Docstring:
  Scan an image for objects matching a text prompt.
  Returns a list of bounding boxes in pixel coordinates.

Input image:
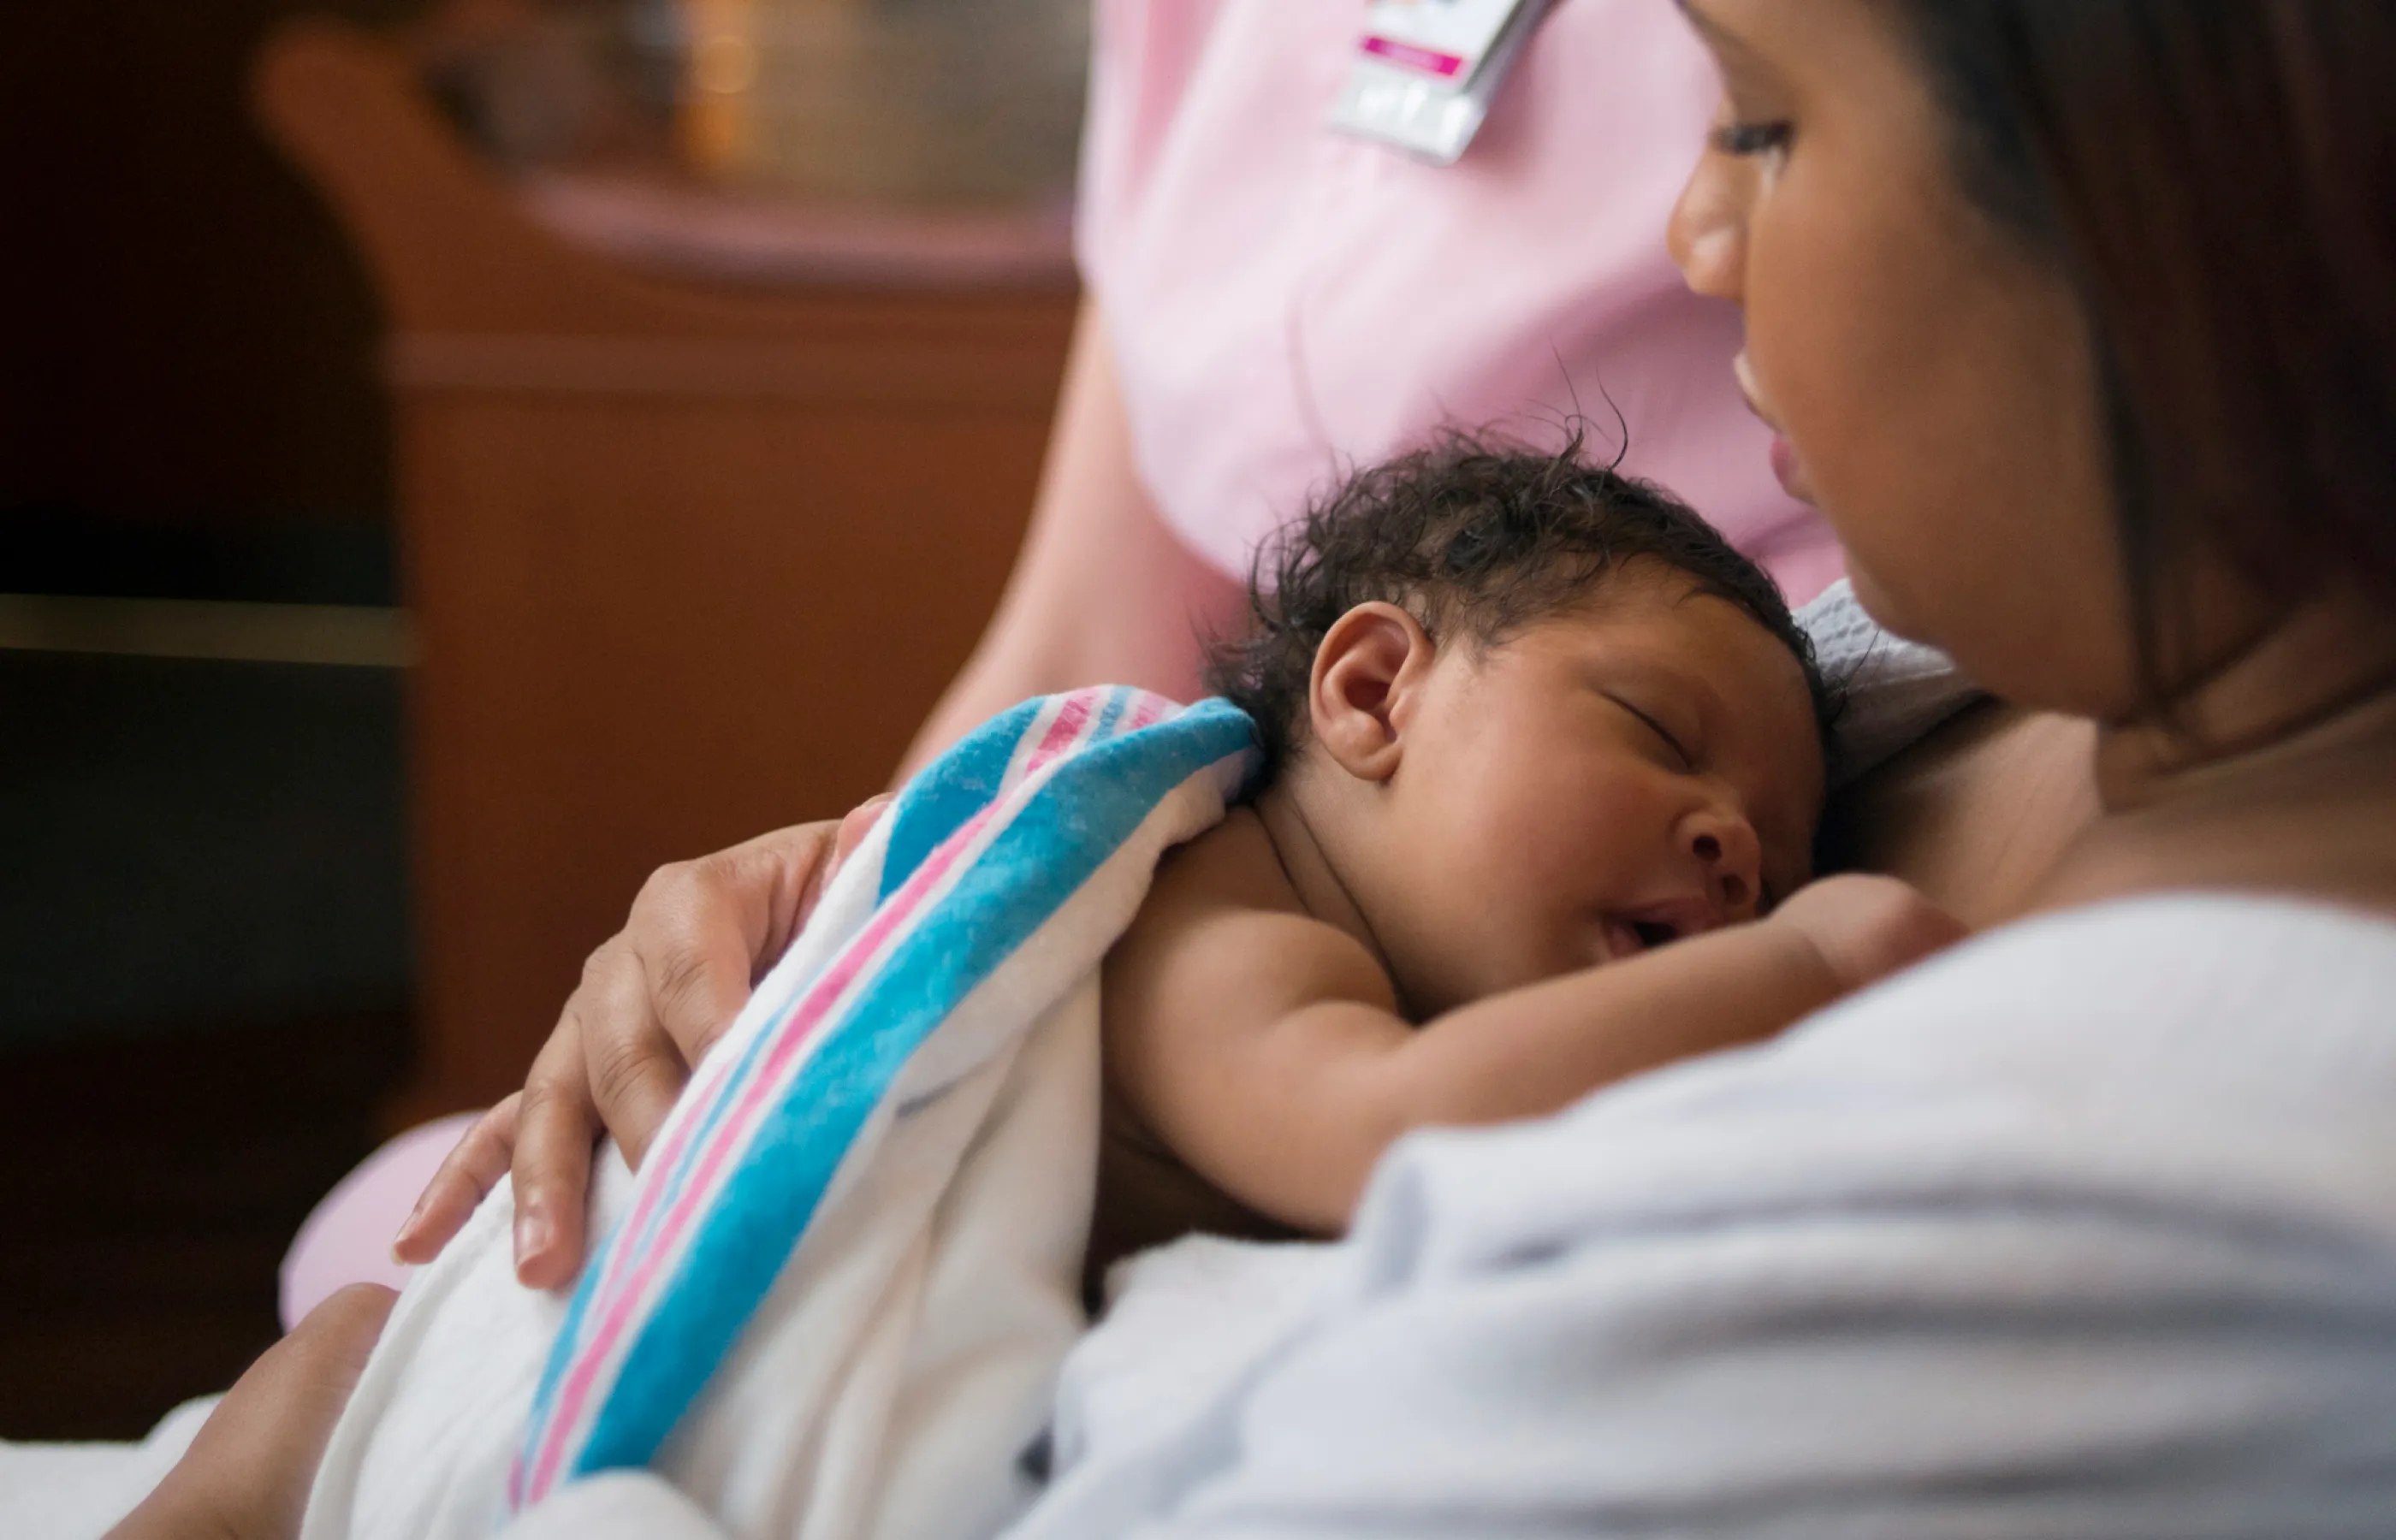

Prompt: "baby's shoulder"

[1107,806,1393,1027]
[1138,805,1308,921]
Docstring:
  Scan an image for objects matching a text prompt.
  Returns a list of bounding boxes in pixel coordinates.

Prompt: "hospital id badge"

[1327,0,1557,164]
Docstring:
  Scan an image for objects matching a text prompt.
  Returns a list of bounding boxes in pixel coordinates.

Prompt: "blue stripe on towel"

[566,694,1254,1482]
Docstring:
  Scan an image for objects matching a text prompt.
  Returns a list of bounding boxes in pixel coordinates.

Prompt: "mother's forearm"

[106,1286,395,1540]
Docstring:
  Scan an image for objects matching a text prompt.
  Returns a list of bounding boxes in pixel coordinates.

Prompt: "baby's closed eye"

[1606,693,1699,769]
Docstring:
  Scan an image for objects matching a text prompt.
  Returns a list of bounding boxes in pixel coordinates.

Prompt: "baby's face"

[1362,568,1824,1018]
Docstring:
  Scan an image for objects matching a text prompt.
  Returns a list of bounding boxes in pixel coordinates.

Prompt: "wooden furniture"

[252,21,1077,1119]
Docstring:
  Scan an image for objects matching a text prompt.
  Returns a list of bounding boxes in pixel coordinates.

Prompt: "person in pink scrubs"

[1077,0,1834,601]
[283,0,1838,1322]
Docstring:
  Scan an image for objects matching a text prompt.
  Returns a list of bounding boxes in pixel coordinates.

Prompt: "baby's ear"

[1308,602,1436,784]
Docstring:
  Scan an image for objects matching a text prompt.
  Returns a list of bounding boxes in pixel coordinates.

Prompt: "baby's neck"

[1249,773,1406,992]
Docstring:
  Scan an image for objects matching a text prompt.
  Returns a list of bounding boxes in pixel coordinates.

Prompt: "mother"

[124,0,2396,1533]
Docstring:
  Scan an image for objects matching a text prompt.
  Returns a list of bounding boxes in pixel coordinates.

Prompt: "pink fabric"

[1078,0,1841,602]
[279,1111,477,1332]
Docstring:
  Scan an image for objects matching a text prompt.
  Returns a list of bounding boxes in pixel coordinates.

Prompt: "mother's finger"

[578,938,690,1171]
[618,816,885,1089]
[638,819,849,1055]
[624,854,762,1105]
[389,1094,520,1265]
[828,796,892,886]
[505,812,885,1288]
[508,1000,616,1290]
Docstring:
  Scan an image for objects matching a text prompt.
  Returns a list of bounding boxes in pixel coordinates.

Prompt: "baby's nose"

[1686,811,1763,921]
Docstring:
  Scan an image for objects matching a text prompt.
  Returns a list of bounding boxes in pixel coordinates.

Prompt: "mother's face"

[1669,0,2134,718]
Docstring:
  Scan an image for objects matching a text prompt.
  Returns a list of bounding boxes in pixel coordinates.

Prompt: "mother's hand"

[394,801,889,1287]
[107,1284,396,1540]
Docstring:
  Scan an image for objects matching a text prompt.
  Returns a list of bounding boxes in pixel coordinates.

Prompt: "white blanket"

[0,1399,216,1540]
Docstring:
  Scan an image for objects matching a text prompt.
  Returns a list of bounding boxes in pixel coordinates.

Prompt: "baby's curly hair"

[1204,430,1834,783]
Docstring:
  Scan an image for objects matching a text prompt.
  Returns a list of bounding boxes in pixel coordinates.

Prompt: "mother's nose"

[1682,806,1763,921]
[1669,137,1750,302]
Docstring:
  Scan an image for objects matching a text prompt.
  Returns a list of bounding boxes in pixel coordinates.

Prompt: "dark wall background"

[0,1,436,1440]
[1,0,418,601]
[0,0,434,1044]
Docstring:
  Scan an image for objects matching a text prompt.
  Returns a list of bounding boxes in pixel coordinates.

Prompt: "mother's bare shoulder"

[1828,703,2101,928]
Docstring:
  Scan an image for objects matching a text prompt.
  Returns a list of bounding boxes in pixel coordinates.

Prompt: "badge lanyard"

[1328,0,1559,164]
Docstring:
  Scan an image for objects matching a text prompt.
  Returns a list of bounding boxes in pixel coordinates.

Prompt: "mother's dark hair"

[1886,3,2396,696]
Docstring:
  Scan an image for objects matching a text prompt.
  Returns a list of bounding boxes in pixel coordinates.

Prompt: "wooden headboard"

[253,21,1078,1119]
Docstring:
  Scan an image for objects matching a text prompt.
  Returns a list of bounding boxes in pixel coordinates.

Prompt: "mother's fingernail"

[515,1209,554,1266]
[394,1190,430,1240]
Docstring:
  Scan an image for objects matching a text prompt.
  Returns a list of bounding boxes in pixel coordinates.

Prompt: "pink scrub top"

[1077,0,1841,603]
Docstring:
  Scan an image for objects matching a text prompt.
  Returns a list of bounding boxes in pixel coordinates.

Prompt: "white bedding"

[0,1397,216,1540]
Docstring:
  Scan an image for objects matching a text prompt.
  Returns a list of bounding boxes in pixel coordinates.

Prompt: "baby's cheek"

[1416,863,1555,1010]
[1407,769,1621,996]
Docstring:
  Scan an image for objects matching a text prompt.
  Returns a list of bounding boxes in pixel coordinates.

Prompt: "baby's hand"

[1768,874,1967,996]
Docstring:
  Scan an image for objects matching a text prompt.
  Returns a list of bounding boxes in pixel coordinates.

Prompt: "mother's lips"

[1769,434,1813,502]
[1733,352,1817,505]
[1732,352,1777,430]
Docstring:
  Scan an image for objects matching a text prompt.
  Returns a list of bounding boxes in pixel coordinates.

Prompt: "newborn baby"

[1087,437,1960,1280]
[290,437,1965,1540]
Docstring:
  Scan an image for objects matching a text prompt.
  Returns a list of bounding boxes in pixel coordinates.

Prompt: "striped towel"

[300,689,1254,1540]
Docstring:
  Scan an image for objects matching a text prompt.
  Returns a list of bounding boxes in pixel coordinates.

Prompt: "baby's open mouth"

[1601,915,1682,961]
[1602,895,1729,962]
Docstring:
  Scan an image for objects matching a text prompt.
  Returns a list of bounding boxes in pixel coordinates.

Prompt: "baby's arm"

[1104,845,1961,1235]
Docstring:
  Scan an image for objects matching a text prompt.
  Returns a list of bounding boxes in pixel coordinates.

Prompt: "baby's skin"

[1088,563,1962,1280]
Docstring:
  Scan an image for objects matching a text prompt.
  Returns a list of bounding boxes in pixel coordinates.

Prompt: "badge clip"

[1328,0,1557,165]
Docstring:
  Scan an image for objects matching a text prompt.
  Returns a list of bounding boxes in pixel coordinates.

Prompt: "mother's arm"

[394,297,1249,1283]
[106,1287,395,1540]
[102,1286,734,1540]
